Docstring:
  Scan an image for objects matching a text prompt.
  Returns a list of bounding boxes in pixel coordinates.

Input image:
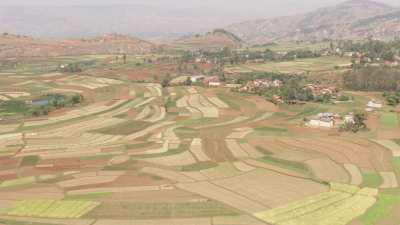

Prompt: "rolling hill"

[226,0,400,43]
[0,33,156,57]
[172,29,244,50]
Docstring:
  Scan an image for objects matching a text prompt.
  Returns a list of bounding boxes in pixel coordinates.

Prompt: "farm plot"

[57,75,123,90]
[176,181,268,214]
[140,150,197,166]
[225,139,263,158]
[266,137,392,172]
[143,83,162,97]
[370,139,400,157]
[23,100,128,127]
[379,112,399,129]
[242,56,350,74]
[212,169,327,209]
[343,164,363,186]
[189,138,210,162]
[0,92,31,99]
[305,158,349,183]
[254,183,377,225]
[0,133,23,148]
[187,94,219,118]
[6,200,99,218]
[208,97,229,109]
[379,172,399,188]
[57,171,125,188]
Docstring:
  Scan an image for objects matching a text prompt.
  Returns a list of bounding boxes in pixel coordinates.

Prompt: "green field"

[6,200,99,218]
[380,112,399,129]
[258,155,311,176]
[361,172,383,188]
[0,176,36,188]
[85,201,238,219]
[226,56,350,74]
[360,189,400,225]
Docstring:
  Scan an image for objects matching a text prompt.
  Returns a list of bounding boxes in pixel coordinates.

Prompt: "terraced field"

[0,67,399,225]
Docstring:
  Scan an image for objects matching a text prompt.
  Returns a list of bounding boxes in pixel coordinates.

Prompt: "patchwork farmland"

[0,56,399,225]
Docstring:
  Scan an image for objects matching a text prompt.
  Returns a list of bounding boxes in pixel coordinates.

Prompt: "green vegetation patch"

[180,161,218,172]
[360,190,400,225]
[361,172,383,188]
[0,176,36,188]
[258,155,311,176]
[65,192,112,200]
[380,112,399,129]
[85,201,238,219]
[174,127,199,138]
[6,200,99,218]
[0,219,56,225]
[216,93,241,110]
[392,157,400,176]
[20,155,40,167]
[253,126,289,136]
[94,120,151,135]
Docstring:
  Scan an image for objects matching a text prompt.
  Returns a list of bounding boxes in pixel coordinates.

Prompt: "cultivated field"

[0,52,399,225]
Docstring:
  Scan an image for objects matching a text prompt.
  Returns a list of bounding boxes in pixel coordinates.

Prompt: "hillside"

[0,33,156,57]
[226,0,400,43]
[172,29,244,50]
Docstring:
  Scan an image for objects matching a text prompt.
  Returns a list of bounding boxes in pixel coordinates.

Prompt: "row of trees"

[0,94,84,118]
[336,40,400,61]
[343,67,400,91]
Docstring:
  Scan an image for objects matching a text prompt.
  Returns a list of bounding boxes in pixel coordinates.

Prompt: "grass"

[392,157,400,176]
[174,127,199,138]
[359,189,400,225]
[20,155,40,167]
[241,56,350,74]
[216,92,242,110]
[380,112,399,129]
[180,161,218,172]
[133,144,190,159]
[361,172,383,188]
[253,126,289,136]
[85,201,238,219]
[0,219,55,225]
[94,120,151,135]
[6,200,99,218]
[65,192,112,200]
[104,159,138,171]
[258,155,311,176]
[0,176,36,188]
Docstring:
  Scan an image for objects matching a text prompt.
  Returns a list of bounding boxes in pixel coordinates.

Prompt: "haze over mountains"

[0,0,400,46]
[227,0,400,43]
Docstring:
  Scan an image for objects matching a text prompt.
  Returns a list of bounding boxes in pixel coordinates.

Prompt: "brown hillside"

[0,33,156,58]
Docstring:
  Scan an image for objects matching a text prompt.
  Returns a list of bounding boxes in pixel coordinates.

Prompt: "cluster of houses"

[189,75,223,87]
[238,79,283,93]
[305,84,338,98]
[305,112,355,129]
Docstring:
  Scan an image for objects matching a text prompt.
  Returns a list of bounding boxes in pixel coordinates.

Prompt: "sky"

[1,0,399,18]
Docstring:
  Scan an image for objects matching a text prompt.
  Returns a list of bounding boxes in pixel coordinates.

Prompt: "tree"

[122,54,127,64]
[184,77,192,86]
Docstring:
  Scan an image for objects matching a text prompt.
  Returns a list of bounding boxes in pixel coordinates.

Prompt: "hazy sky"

[1,0,399,18]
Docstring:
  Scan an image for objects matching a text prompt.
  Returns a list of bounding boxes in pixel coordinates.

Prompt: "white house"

[190,75,206,83]
[306,117,334,128]
[366,100,383,112]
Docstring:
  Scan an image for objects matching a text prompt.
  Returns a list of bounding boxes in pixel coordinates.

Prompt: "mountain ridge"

[226,0,400,43]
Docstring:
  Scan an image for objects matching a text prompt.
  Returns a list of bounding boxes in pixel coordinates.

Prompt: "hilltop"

[0,33,156,57]
[172,29,244,50]
[226,0,400,43]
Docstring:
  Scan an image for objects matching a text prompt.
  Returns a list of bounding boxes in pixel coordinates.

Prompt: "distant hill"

[226,0,400,43]
[0,33,156,58]
[172,29,244,50]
